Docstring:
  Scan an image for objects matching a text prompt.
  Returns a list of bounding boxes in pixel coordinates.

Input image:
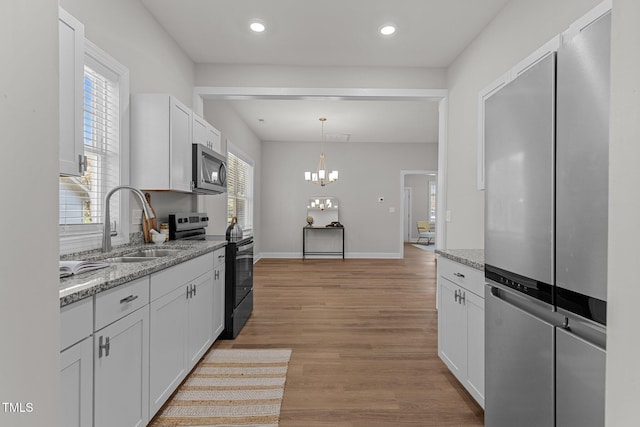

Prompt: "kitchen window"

[227,143,254,234]
[59,40,130,253]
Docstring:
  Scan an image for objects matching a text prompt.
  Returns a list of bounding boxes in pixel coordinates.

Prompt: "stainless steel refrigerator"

[484,10,610,427]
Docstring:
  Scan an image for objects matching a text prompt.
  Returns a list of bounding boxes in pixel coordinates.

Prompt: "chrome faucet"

[102,186,155,253]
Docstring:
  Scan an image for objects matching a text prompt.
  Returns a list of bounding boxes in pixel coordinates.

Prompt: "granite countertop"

[60,239,227,307]
[435,249,484,271]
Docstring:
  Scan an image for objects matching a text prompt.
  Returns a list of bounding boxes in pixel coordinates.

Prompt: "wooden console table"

[302,226,345,259]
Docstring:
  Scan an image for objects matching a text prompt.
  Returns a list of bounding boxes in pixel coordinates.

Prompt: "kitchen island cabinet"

[436,251,485,408]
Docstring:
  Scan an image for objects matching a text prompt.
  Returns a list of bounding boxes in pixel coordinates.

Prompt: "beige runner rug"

[150,349,292,427]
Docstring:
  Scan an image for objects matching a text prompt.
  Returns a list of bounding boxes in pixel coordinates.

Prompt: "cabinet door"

[438,278,466,381]
[170,98,192,192]
[207,123,221,153]
[149,285,189,415]
[192,114,209,147]
[213,259,226,339]
[94,306,149,427]
[465,290,485,408]
[60,337,93,427]
[187,270,214,368]
[58,8,84,176]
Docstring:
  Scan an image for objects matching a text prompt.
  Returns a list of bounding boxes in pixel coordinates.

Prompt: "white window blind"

[60,63,120,228]
[227,150,254,232]
[59,39,129,253]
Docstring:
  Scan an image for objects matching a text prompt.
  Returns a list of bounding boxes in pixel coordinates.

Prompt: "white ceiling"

[141,0,509,143]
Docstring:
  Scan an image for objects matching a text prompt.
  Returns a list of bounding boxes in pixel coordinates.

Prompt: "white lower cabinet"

[213,247,226,339]
[149,252,215,416]
[439,278,467,379]
[187,270,215,366]
[437,257,485,408]
[60,337,93,427]
[149,284,189,414]
[60,249,224,426]
[60,298,93,427]
[94,305,149,427]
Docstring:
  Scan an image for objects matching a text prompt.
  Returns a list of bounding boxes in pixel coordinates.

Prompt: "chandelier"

[304,117,339,186]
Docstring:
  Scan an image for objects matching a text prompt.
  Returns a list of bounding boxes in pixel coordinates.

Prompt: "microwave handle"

[219,162,227,186]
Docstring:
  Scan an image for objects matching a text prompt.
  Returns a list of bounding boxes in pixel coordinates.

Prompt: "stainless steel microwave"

[192,143,227,194]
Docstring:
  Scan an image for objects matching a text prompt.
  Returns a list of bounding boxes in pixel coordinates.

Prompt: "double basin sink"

[103,248,182,263]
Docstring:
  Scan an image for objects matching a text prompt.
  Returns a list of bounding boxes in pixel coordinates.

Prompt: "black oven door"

[234,239,254,306]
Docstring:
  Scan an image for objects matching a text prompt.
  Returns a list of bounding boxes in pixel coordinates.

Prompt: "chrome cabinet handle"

[454,272,465,278]
[454,289,459,303]
[186,285,192,299]
[192,284,197,296]
[99,336,110,358]
[119,295,138,304]
[78,154,88,174]
[460,291,466,305]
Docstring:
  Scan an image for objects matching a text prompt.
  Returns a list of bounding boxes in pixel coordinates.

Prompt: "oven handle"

[236,241,254,253]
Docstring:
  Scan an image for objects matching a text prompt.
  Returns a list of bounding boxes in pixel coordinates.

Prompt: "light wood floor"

[212,244,484,426]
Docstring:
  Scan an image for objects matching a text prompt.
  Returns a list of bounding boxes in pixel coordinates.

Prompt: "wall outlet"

[132,209,143,225]
[378,197,384,203]
[445,210,452,222]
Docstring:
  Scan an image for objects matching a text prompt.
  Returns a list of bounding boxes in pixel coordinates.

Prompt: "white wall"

[606,0,640,423]
[0,2,60,425]
[60,0,195,106]
[260,141,438,257]
[198,100,263,254]
[444,0,601,248]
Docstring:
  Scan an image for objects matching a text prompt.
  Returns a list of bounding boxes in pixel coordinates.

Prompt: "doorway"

[401,170,438,255]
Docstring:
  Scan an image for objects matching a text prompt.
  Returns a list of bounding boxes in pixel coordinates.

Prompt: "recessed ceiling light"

[249,20,265,33]
[379,24,396,36]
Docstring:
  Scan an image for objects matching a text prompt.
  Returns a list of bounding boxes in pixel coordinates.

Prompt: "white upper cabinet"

[193,113,222,153]
[131,94,193,192]
[58,8,85,177]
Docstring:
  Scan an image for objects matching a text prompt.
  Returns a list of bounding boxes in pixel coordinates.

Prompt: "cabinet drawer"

[438,257,485,297]
[150,252,214,301]
[95,277,150,331]
[61,298,93,351]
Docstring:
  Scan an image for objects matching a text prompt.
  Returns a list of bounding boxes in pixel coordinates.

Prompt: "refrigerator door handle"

[488,283,561,326]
